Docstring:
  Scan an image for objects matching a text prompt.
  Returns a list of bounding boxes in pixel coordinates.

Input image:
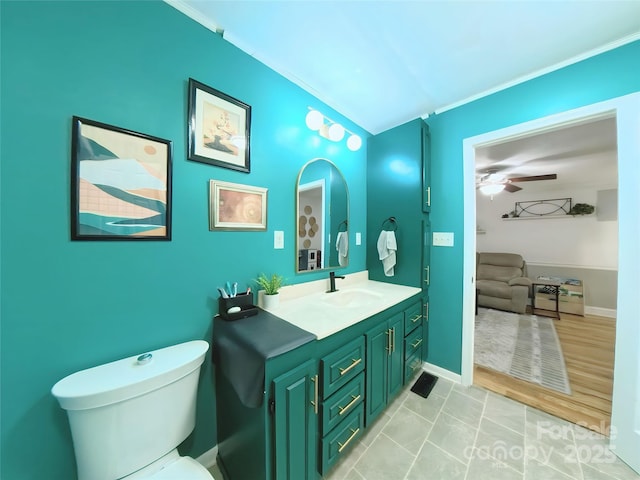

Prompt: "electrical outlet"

[274,230,284,249]
[356,232,362,245]
[433,232,454,247]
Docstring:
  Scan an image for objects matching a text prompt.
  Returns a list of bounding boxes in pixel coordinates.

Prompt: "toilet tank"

[52,340,209,480]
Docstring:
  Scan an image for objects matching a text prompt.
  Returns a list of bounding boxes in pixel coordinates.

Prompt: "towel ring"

[382,217,398,231]
[338,220,348,232]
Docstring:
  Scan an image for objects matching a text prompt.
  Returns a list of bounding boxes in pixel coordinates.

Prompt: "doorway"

[460,93,640,472]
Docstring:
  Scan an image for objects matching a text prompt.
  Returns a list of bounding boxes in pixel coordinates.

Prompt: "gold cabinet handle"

[411,338,423,349]
[339,357,362,376]
[338,428,360,452]
[386,328,392,354]
[392,327,396,352]
[411,314,422,323]
[424,265,430,285]
[424,302,429,322]
[338,394,361,416]
[310,375,318,415]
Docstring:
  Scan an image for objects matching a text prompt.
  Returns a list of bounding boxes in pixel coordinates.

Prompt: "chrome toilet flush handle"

[137,353,153,365]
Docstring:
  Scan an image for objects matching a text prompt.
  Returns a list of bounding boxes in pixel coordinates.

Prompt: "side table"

[531,280,561,319]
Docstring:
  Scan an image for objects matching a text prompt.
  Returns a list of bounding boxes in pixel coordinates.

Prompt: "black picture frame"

[70,116,172,240]
[187,78,251,173]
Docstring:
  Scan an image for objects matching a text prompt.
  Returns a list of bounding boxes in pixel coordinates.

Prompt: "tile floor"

[208,376,639,480]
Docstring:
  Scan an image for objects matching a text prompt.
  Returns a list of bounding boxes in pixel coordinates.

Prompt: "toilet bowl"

[52,340,213,480]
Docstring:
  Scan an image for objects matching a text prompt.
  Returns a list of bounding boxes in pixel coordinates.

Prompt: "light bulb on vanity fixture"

[305,107,361,151]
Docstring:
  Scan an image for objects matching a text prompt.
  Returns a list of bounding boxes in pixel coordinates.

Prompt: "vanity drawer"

[404,324,424,360]
[403,301,423,334]
[321,336,365,398]
[405,350,423,383]
[320,372,365,435]
[320,403,364,475]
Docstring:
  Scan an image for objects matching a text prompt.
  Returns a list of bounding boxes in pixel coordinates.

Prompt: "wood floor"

[474,309,616,436]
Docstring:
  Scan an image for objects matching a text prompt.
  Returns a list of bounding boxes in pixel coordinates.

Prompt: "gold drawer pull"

[310,375,318,415]
[338,394,361,415]
[411,314,422,323]
[338,427,360,452]
[411,338,423,349]
[339,357,362,376]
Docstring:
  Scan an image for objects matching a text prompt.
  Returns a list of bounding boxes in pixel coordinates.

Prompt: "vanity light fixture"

[305,107,362,151]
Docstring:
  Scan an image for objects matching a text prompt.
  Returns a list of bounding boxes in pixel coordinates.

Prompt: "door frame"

[460,92,640,471]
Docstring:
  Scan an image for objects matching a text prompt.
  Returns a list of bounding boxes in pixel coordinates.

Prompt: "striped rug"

[474,307,571,395]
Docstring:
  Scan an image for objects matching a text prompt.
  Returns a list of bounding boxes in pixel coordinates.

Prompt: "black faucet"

[328,271,345,293]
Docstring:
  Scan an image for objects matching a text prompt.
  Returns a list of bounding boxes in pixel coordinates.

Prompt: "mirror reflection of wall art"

[188,78,251,173]
[209,180,267,231]
[70,116,172,240]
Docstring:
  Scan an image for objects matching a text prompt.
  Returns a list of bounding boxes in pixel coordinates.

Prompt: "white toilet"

[52,340,213,480]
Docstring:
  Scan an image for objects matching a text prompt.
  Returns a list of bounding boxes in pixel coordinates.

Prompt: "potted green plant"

[255,273,285,309]
[568,203,595,216]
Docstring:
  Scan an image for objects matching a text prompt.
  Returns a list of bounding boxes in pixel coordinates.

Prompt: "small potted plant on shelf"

[568,203,595,216]
[255,273,285,309]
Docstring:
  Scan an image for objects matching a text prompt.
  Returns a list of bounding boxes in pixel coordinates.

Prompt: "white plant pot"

[262,292,280,309]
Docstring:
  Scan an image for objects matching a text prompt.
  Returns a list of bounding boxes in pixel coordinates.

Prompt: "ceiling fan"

[477,170,557,195]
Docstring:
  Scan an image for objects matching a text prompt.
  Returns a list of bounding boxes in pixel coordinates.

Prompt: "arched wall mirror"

[296,158,349,272]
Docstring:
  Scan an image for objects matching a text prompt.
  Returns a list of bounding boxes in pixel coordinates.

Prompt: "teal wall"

[425,40,640,373]
[0,2,367,478]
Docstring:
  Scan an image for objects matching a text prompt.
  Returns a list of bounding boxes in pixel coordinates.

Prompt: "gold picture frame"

[209,180,267,231]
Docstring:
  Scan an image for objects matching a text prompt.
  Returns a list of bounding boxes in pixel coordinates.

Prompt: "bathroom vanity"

[212,277,426,480]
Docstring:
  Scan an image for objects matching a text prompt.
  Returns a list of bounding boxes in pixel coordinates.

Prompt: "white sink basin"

[320,288,384,308]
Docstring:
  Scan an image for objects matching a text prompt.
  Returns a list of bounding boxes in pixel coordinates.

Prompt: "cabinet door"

[273,360,317,480]
[365,321,389,425]
[387,313,404,399]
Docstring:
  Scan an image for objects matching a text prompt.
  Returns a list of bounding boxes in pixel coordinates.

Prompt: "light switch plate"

[274,230,284,249]
[356,232,362,245]
[433,232,454,247]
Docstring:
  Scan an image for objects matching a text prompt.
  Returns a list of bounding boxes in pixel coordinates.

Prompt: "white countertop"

[261,272,421,339]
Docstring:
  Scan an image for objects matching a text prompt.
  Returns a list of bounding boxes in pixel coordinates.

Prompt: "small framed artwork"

[71,116,172,240]
[188,78,251,173]
[209,180,267,231]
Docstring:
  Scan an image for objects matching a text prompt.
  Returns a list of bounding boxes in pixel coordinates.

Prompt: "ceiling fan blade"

[509,174,557,182]
[504,183,522,193]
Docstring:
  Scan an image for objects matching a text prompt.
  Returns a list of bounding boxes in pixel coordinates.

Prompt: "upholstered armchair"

[476,252,532,314]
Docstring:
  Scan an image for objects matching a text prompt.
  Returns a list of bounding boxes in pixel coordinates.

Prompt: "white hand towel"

[336,231,348,266]
[377,230,397,277]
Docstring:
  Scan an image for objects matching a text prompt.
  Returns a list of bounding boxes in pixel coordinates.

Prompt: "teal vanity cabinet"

[317,336,366,475]
[403,299,428,383]
[213,311,317,480]
[365,311,404,425]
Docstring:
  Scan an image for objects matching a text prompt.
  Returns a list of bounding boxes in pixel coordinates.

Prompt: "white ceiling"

[170,1,630,188]
[171,0,640,135]
[475,115,618,193]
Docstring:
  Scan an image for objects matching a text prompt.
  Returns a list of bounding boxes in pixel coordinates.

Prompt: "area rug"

[475,307,571,395]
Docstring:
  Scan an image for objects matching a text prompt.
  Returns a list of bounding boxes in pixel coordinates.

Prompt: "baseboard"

[421,362,462,384]
[196,445,218,469]
[585,305,617,318]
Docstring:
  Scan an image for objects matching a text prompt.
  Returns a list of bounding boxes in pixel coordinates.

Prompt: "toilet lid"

[147,457,213,480]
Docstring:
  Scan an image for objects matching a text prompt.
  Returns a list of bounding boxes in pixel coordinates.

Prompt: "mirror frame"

[295,158,349,273]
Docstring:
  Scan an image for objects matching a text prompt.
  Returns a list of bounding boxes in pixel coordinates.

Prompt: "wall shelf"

[502,214,594,221]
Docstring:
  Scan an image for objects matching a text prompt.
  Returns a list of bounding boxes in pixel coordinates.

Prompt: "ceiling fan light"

[479,183,505,195]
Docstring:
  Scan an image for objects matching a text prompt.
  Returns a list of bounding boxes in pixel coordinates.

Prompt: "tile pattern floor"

[208,377,639,480]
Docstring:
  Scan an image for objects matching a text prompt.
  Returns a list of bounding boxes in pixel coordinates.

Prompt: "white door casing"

[461,92,640,473]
